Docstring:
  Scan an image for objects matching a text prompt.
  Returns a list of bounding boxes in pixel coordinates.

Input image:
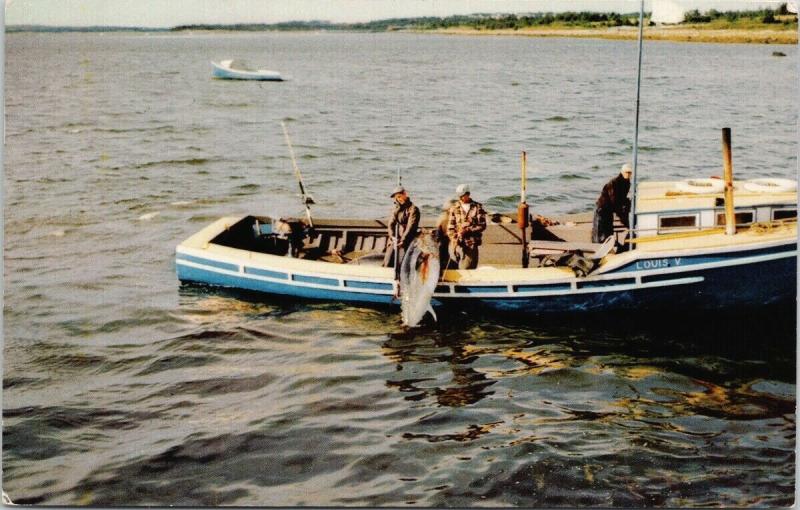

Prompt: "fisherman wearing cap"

[592,163,633,244]
[384,186,421,280]
[447,184,487,270]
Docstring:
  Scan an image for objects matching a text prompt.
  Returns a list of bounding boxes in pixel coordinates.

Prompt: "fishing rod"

[628,0,645,249]
[281,121,315,228]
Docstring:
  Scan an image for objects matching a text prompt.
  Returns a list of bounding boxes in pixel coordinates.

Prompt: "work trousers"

[591,207,614,244]
[439,238,452,271]
[450,243,479,270]
[384,243,407,281]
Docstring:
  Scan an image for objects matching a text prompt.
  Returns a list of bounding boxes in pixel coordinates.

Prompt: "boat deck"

[208,213,618,269]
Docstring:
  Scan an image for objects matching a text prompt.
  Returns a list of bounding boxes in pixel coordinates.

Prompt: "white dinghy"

[211,60,284,81]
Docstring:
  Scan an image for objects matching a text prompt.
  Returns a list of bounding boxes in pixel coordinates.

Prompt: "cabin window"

[715,211,754,226]
[658,214,698,232]
[772,208,797,221]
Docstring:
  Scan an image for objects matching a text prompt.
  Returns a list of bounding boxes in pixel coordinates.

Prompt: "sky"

[4,0,784,27]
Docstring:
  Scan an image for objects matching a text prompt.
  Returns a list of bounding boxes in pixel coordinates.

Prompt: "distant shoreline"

[7,25,797,45]
[426,26,798,44]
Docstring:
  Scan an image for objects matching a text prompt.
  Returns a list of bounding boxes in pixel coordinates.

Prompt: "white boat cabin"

[635,179,797,236]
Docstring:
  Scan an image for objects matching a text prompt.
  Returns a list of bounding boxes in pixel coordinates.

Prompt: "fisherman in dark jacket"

[384,186,421,281]
[592,163,633,244]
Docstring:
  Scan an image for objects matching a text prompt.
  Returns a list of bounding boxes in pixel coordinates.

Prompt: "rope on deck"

[748,218,797,234]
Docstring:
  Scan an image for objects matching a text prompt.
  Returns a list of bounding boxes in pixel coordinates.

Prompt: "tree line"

[8,5,796,33]
[171,5,797,32]
[683,4,796,24]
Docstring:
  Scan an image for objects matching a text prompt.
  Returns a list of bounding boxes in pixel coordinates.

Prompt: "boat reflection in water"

[384,330,496,409]
[379,307,795,415]
[174,283,794,506]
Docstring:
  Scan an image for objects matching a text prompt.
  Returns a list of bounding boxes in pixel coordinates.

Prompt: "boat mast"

[629,0,645,248]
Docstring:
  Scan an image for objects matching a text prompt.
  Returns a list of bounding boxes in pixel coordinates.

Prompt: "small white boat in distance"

[211,59,283,81]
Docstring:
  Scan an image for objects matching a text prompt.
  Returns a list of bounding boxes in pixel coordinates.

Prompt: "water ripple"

[2,32,795,507]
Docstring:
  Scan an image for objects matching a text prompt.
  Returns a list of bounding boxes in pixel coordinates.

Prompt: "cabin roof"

[636,180,796,214]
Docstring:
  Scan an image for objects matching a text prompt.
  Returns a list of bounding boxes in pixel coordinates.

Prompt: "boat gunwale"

[176,215,797,292]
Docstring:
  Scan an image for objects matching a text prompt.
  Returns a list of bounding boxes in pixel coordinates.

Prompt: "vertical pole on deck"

[519,151,530,268]
[628,0,645,249]
[722,127,736,236]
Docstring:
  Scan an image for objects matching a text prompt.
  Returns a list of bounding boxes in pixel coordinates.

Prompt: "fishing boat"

[175,173,797,313]
[182,4,796,316]
[211,60,284,81]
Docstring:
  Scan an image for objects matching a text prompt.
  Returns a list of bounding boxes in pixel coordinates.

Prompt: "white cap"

[390,185,405,197]
[621,163,633,175]
[456,183,470,196]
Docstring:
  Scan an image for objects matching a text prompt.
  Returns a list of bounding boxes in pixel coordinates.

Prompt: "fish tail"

[427,305,437,322]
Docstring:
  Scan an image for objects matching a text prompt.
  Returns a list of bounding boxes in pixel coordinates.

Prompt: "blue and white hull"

[466,248,795,313]
[176,215,797,314]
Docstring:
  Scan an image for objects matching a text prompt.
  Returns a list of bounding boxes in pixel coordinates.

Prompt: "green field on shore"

[7,5,797,34]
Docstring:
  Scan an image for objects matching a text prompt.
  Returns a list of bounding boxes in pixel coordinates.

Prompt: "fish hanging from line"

[399,231,441,327]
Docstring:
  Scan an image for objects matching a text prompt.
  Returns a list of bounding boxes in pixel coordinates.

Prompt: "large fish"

[399,232,441,327]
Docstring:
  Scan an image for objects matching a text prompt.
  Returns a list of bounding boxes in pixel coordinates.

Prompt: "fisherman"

[592,163,632,244]
[384,185,421,281]
[447,184,487,270]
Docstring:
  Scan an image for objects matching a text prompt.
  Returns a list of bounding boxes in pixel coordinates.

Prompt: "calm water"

[3,32,797,506]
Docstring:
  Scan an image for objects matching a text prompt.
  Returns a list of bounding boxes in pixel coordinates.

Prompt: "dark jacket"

[596,173,631,227]
[388,200,420,249]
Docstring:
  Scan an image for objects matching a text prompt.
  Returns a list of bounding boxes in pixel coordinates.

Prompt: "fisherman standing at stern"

[447,184,487,270]
[384,186,421,279]
[592,163,633,244]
